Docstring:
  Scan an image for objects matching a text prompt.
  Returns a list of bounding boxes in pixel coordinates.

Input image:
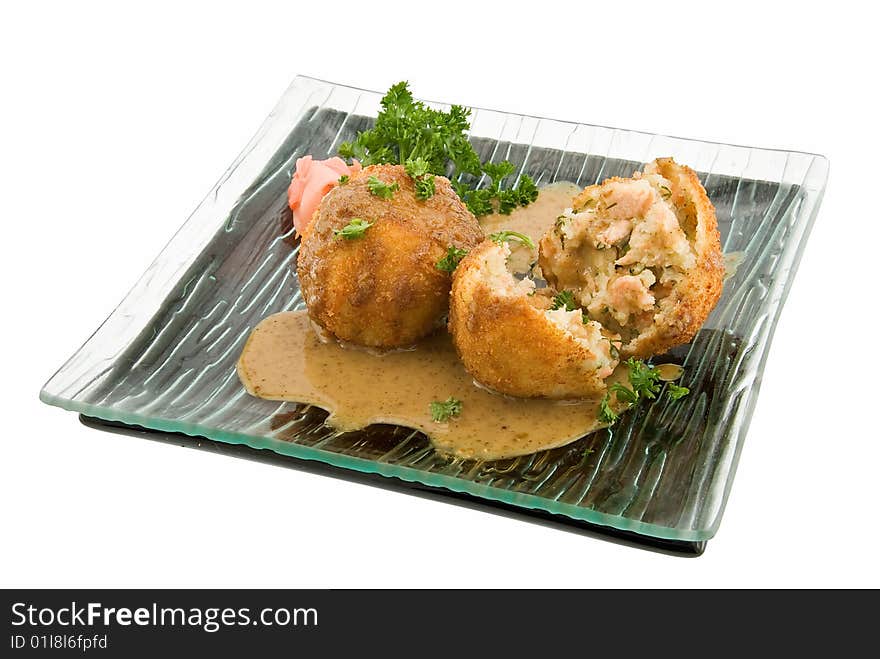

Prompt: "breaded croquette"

[297,164,483,348]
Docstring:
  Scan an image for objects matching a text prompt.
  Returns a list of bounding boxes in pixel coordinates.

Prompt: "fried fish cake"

[297,164,483,348]
[448,240,620,399]
[539,158,723,358]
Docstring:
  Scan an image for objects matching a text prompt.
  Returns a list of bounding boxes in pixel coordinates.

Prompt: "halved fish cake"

[539,158,723,358]
[448,239,620,399]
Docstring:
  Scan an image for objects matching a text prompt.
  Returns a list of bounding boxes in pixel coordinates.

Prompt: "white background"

[2,1,878,588]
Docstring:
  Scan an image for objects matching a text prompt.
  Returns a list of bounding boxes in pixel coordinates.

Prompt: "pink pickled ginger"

[287,156,361,237]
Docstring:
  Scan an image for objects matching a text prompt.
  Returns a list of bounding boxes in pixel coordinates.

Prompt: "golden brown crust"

[297,164,483,348]
[449,241,610,399]
[624,158,724,357]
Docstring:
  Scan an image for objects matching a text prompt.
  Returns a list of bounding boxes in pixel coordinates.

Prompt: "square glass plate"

[41,76,828,549]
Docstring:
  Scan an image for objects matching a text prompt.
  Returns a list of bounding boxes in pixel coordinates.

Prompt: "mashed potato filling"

[477,242,619,380]
[479,243,536,297]
[543,308,617,379]
[548,172,698,335]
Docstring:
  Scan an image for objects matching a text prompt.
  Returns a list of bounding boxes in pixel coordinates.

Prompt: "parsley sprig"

[598,359,689,426]
[339,82,538,217]
[625,358,662,400]
[454,162,538,217]
[340,82,481,179]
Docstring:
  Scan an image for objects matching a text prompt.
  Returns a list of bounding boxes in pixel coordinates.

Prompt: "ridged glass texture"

[41,76,828,541]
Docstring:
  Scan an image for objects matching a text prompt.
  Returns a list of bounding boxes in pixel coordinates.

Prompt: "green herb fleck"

[460,188,494,217]
[596,359,662,427]
[338,174,349,185]
[367,176,399,199]
[608,382,638,405]
[598,393,619,425]
[405,157,437,200]
[436,246,468,273]
[430,397,462,423]
[414,174,436,200]
[489,230,535,249]
[596,359,690,430]
[666,383,690,401]
[334,218,373,240]
[550,290,578,312]
[555,216,568,249]
[660,185,672,200]
[404,157,431,178]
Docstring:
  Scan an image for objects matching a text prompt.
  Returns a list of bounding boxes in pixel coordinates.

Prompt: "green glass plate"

[40,76,828,549]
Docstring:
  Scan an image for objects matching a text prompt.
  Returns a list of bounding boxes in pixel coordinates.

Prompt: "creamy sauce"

[479,181,581,274]
[654,363,684,381]
[238,311,627,461]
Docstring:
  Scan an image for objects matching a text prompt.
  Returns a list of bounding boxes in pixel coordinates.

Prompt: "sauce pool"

[237,311,625,460]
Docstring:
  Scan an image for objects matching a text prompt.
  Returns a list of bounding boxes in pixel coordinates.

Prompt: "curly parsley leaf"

[430,397,462,423]
[666,383,690,401]
[414,175,436,200]
[550,290,578,312]
[476,163,539,216]
[514,175,539,205]
[404,157,437,200]
[339,82,481,178]
[333,218,373,240]
[367,176,399,200]
[482,160,515,184]
[626,357,662,400]
[598,393,619,425]
[337,82,539,218]
[404,157,431,178]
[459,188,494,217]
[608,381,638,405]
[597,359,688,428]
[436,246,468,273]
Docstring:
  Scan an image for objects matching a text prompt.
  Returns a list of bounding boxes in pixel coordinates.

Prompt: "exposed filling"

[547,171,697,342]
[486,243,620,378]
